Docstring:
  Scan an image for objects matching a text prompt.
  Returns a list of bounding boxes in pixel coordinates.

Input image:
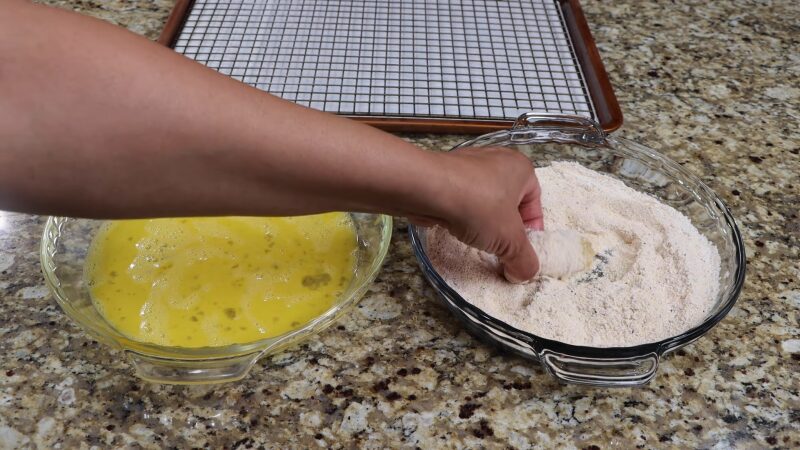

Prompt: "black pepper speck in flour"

[427,161,721,347]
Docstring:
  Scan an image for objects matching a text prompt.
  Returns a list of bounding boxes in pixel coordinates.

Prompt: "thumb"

[500,226,539,284]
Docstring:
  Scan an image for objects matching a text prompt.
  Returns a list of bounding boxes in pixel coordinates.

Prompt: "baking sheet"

[162,0,622,132]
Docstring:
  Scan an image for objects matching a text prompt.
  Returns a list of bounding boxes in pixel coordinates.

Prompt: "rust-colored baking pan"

[159,0,621,134]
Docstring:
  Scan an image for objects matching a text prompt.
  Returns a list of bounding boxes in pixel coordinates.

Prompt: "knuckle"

[494,237,518,259]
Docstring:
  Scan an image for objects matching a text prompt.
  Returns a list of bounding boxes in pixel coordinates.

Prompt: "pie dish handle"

[538,349,660,387]
[509,112,609,147]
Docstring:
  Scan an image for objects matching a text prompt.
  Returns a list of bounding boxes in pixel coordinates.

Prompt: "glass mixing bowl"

[41,213,391,384]
[410,113,746,387]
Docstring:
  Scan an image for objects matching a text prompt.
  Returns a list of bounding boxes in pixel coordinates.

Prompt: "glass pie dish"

[409,113,746,387]
[41,213,391,384]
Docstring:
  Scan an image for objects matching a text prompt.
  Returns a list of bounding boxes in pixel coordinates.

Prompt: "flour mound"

[427,161,721,347]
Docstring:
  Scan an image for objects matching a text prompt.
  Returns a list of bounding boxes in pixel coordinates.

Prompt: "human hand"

[410,147,543,283]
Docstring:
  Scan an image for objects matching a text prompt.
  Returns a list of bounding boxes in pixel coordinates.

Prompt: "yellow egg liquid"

[85,214,358,347]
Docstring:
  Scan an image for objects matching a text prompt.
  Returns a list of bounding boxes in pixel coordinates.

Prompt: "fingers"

[499,224,540,283]
[519,194,544,231]
[519,168,544,231]
[506,165,543,281]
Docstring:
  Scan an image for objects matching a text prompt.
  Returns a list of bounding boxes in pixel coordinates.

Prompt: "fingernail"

[503,269,529,285]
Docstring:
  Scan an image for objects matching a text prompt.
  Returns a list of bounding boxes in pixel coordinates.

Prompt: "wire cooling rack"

[161,0,621,133]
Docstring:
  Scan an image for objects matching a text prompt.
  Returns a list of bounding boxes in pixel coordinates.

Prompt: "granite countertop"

[1,0,798,448]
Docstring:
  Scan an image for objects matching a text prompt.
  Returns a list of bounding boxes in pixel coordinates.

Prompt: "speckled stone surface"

[1,0,798,448]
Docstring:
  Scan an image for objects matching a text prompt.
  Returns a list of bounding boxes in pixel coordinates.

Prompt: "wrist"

[361,144,454,221]
[403,150,461,223]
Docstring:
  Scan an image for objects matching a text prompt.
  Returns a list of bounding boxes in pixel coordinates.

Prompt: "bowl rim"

[41,214,393,359]
[409,131,746,359]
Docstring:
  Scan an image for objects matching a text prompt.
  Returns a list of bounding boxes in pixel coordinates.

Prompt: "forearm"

[0,1,447,219]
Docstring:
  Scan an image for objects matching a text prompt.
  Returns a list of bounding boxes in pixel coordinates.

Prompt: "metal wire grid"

[173,0,596,121]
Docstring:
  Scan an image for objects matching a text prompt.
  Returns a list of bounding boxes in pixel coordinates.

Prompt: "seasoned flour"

[427,161,721,347]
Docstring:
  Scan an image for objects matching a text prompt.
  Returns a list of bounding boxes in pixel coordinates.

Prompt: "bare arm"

[0,1,542,281]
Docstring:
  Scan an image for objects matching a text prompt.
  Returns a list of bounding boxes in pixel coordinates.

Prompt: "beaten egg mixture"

[85,214,358,347]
